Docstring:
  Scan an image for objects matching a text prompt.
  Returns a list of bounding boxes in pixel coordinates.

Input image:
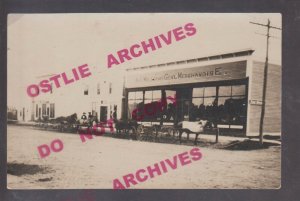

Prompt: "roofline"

[126,49,255,72]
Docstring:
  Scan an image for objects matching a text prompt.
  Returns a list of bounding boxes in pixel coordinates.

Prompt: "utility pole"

[250,19,281,146]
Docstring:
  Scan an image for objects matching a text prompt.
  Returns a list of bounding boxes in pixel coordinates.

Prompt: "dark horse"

[48,113,78,132]
[115,119,138,134]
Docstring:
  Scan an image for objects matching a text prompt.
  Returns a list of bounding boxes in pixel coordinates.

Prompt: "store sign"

[249,99,263,106]
[125,61,247,88]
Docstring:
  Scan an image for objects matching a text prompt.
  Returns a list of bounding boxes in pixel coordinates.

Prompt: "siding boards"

[248,61,281,134]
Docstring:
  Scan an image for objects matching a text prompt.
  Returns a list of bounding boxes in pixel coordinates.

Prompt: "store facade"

[124,50,281,136]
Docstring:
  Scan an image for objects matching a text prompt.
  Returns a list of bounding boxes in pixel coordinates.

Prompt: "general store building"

[124,49,281,137]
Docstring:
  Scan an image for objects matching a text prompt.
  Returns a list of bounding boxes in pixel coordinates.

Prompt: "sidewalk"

[181,132,281,145]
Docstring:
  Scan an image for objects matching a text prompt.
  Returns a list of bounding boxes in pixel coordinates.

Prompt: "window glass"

[232,85,246,96]
[128,100,137,118]
[193,88,204,97]
[190,98,204,121]
[152,90,161,100]
[109,83,112,94]
[144,91,152,100]
[136,91,143,100]
[36,104,38,117]
[50,103,55,118]
[218,97,228,106]
[166,90,176,98]
[204,87,216,97]
[204,97,215,106]
[42,104,46,115]
[144,99,152,104]
[128,92,135,100]
[84,86,88,95]
[219,86,231,96]
[192,98,203,106]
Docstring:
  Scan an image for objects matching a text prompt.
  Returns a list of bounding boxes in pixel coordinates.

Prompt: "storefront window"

[153,90,161,100]
[232,85,246,96]
[204,87,216,97]
[127,84,246,126]
[192,88,204,97]
[191,85,246,126]
[219,86,231,96]
[191,87,217,121]
[144,91,152,104]
[128,91,143,119]
[128,90,165,121]
[218,85,246,125]
[144,90,162,121]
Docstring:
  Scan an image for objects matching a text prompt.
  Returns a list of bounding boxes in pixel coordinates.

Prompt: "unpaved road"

[7,125,280,189]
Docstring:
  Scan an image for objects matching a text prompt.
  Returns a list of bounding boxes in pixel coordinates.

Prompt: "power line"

[250,19,281,146]
[250,21,282,30]
[254,32,280,39]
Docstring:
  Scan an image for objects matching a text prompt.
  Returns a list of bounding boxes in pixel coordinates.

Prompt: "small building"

[123,49,281,136]
[30,69,124,123]
[7,106,18,121]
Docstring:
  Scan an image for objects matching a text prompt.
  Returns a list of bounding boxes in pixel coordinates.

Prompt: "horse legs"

[194,134,199,145]
[179,130,183,144]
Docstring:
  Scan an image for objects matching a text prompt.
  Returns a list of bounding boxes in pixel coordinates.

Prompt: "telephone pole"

[250,19,281,146]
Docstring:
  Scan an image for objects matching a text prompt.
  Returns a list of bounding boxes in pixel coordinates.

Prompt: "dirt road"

[7,125,280,189]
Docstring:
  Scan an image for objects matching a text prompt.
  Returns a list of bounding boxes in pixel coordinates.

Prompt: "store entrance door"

[100,106,108,122]
[175,88,192,122]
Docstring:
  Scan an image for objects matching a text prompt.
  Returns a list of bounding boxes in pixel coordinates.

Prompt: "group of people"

[188,98,247,125]
[80,107,117,126]
[80,112,98,126]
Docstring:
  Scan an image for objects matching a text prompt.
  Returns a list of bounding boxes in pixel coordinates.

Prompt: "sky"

[7,13,281,109]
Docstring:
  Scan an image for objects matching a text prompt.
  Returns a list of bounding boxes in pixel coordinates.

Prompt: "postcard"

[7,13,281,189]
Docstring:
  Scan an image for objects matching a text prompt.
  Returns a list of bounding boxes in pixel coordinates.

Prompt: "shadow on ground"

[222,140,280,150]
[7,162,52,176]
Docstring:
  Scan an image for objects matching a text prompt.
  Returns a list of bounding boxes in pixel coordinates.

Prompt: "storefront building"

[124,49,281,137]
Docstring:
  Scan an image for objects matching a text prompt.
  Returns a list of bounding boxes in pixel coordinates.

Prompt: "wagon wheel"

[171,128,181,142]
[144,125,159,142]
[60,125,64,132]
[151,125,160,142]
[128,126,137,139]
[167,127,175,137]
[136,125,144,141]
[143,126,152,141]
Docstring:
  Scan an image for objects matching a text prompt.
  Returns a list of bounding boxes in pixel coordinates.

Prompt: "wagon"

[134,120,215,145]
[135,123,179,142]
[115,119,138,137]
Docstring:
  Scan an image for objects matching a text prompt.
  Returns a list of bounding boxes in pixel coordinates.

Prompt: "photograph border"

[1,0,299,200]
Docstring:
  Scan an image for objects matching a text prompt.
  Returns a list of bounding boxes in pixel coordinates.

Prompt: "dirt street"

[7,125,281,189]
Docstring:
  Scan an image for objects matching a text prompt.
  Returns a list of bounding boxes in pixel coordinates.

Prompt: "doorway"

[100,106,108,122]
[22,107,25,121]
